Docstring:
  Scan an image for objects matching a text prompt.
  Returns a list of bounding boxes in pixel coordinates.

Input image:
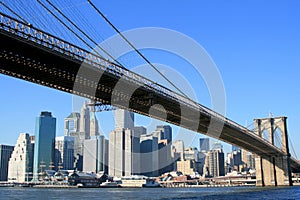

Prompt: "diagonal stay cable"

[36,0,108,62]
[0,1,29,24]
[45,0,125,68]
[88,0,190,99]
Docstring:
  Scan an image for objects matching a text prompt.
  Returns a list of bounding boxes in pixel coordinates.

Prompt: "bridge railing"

[0,12,270,142]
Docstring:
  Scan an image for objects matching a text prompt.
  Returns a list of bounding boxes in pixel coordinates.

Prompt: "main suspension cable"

[87,0,190,99]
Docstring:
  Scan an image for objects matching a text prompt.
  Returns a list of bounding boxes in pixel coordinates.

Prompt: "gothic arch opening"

[273,127,283,149]
[262,129,270,143]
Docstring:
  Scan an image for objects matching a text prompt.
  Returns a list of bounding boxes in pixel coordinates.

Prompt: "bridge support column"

[254,117,292,187]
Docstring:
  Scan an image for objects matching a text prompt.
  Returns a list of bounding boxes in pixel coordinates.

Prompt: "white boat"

[120,176,147,188]
[100,181,119,188]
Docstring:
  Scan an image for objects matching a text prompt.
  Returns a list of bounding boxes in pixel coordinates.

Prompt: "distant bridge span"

[0,13,299,179]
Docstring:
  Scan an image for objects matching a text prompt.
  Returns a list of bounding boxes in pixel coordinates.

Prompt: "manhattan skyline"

[0,0,299,158]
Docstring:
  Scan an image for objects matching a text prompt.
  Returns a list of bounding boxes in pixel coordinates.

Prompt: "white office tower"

[109,128,140,177]
[8,133,34,182]
[80,101,90,139]
[114,109,134,130]
[64,112,80,136]
[172,140,185,161]
[83,135,108,173]
[90,111,99,137]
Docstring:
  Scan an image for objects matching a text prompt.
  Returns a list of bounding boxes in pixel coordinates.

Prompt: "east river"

[0,186,300,199]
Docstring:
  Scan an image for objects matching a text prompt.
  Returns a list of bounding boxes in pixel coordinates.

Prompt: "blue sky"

[0,0,299,157]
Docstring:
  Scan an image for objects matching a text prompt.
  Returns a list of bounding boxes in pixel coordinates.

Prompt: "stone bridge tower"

[254,116,292,186]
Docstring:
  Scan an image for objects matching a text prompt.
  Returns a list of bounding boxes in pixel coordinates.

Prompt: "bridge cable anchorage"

[44,0,125,68]
[87,0,191,100]
[0,1,29,24]
[36,0,109,62]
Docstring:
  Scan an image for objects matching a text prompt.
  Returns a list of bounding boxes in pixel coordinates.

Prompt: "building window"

[68,120,75,132]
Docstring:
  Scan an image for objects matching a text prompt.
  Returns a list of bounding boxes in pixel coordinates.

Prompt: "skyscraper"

[83,135,108,173]
[33,112,56,180]
[199,138,210,152]
[172,140,185,161]
[0,144,14,181]
[89,111,99,137]
[64,101,95,171]
[140,134,159,177]
[109,128,140,177]
[152,125,172,143]
[232,145,240,152]
[64,112,80,136]
[64,112,81,170]
[55,136,75,170]
[114,109,134,130]
[80,101,90,139]
[205,148,225,177]
[8,133,34,182]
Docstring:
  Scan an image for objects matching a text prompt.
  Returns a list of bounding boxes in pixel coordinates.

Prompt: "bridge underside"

[1,30,300,174]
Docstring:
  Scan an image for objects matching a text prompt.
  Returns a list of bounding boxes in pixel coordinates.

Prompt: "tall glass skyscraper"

[0,144,14,181]
[33,111,56,180]
[200,138,210,152]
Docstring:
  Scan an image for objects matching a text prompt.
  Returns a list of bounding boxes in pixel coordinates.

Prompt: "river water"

[0,186,299,200]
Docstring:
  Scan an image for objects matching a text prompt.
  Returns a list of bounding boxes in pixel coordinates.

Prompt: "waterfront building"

[140,134,159,177]
[199,138,210,152]
[68,171,99,187]
[205,148,225,177]
[108,128,140,177]
[176,147,205,176]
[8,133,34,182]
[176,160,195,175]
[83,135,108,173]
[0,144,14,181]
[55,136,75,170]
[241,149,254,169]
[33,111,56,180]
